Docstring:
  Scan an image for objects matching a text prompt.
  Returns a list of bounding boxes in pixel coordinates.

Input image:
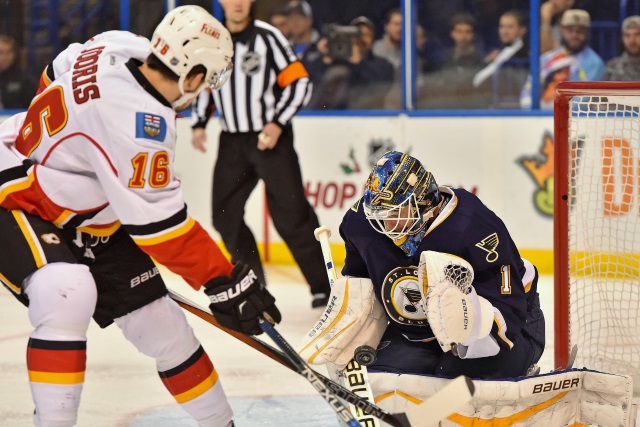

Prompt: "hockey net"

[555,82,640,389]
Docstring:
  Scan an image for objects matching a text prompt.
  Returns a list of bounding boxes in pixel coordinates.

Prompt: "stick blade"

[403,375,474,427]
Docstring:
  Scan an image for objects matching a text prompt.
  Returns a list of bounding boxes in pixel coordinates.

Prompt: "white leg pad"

[368,369,636,427]
[115,295,233,426]
[25,263,97,340]
[115,295,200,370]
[296,277,387,367]
[24,263,97,427]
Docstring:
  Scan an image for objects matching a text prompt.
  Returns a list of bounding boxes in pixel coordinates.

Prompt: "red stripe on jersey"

[37,71,50,95]
[27,347,87,374]
[0,167,111,226]
[40,132,118,176]
[138,221,232,289]
[160,351,215,396]
[1,172,66,220]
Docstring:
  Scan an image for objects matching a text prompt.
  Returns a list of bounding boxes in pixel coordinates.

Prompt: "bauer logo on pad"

[135,113,166,142]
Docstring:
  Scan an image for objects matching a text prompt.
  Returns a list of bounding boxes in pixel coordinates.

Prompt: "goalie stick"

[314,226,380,426]
[168,289,475,427]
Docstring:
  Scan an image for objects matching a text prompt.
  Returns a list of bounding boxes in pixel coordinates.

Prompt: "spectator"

[416,24,437,73]
[540,0,576,53]
[520,9,605,109]
[539,54,574,108]
[473,10,529,108]
[286,0,320,60]
[419,12,486,109]
[440,13,485,72]
[603,15,640,81]
[372,8,402,72]
[483,10,528,64]
[305,16,394,109]
[0,35,37,109]
[191,0,331,309]
[269,7,291,39]
[372,8,402,108]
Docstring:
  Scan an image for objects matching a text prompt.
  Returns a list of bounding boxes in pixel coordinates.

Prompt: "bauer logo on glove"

[204,262,281,336]
[207,269,258,303]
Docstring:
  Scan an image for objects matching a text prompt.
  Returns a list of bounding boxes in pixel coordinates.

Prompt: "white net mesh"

[443,262,473,294]
[566,95,640,385]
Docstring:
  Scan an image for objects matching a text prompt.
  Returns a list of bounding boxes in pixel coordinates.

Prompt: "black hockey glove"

[204,262,281,335]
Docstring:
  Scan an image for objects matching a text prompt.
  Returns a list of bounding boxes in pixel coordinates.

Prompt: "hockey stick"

[259,316,477,427]
[314,226,380,426]
[168,289,291,368]
[169,288,475,427]
[259,316,363,427]
[169,289,405,425]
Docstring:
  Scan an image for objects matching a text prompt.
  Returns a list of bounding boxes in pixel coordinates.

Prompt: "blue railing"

[28,0,112,74]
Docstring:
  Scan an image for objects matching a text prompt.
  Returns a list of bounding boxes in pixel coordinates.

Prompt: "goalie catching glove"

[419,251,494,355]
[204,262,281,335]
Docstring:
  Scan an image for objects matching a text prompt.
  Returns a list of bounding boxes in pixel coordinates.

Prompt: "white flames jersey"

[0,31,232,289]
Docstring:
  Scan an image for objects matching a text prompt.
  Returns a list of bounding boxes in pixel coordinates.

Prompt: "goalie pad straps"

[419,251,493,352]
[367,369,636,427]
[296,277,387,367]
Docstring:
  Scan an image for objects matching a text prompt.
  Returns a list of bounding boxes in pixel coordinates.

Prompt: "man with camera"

[303,16,394,109]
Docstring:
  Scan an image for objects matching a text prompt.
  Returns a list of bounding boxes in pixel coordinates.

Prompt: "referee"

[191,0,330,308]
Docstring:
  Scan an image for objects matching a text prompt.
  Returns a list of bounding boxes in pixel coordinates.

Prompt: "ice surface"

[0,265,557,426]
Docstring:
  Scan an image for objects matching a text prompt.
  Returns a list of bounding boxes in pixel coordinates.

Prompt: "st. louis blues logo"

[381,266,428,326]
[135,112,167,142]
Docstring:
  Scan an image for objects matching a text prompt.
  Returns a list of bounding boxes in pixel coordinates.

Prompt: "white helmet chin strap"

[171,75,207,110]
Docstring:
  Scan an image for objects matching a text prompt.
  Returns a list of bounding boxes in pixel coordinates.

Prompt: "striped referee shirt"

[192,19,312,133]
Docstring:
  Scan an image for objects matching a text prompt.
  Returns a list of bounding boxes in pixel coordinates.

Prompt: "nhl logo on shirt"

[241,51,261,75]
[135,112,167,142]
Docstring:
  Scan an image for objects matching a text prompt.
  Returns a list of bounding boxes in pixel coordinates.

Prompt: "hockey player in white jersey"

[0,6,281,427]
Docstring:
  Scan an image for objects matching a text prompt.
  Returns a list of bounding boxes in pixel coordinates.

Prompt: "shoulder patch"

[351,199,361,212]
[475,232,500,262]
[135,113,166,142]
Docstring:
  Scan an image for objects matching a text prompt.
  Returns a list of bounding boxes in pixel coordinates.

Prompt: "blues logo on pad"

[136,112,166,142]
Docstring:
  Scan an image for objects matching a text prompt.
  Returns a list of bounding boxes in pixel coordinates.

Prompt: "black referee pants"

[211,125,330,296]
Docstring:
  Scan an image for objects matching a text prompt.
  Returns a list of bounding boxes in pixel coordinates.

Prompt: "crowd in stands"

[269,0,640,110]
[0,35,37,110]
[3,0,640,111]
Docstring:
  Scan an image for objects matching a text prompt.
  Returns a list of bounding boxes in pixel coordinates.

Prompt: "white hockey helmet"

[151,5,233,92]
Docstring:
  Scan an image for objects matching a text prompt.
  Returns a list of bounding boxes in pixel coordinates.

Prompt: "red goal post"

[554,82,640,385]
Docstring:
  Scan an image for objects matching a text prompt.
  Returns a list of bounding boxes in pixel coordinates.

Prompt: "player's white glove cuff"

[460,287,494,346]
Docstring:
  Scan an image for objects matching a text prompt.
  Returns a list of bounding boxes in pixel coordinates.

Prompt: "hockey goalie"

[297,151,636,426]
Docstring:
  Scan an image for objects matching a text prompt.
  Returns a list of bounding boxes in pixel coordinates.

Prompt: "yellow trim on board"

[258,244,556,276]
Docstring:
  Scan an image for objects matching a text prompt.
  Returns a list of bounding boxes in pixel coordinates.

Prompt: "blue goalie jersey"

[339,186,538,351]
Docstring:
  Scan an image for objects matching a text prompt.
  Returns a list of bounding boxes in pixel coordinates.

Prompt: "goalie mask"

[363,151,441,257]
[151,5,234,107]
